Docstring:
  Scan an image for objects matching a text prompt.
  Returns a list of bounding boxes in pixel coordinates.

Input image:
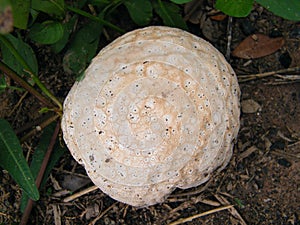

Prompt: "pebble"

[241,99,262,113]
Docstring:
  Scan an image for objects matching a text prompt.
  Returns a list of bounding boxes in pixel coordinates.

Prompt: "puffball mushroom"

[61,26,240,207]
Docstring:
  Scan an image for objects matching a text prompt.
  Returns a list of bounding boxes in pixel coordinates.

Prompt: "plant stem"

[0,35,31,72]
[20,121,61,225]
[0,35,63,111]
[20,114,60,142]
[26,69,63,112]
[0,61,56,110]
[67,5,125,34]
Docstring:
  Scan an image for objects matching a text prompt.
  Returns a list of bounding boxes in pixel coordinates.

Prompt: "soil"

[0,2,299,225]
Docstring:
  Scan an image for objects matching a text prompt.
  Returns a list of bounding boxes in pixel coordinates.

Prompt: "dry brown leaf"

[210,14,227,21]
[232,34,284,59]
[0,5,13,34]
[183,0,204,24]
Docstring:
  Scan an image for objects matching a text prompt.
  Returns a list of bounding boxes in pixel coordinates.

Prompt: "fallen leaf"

[184,0,204,24]
[232,34,284,59]
[210,13,227,21]
[241,99,261,113]
[61,174,91,192]
[0,5,13,34]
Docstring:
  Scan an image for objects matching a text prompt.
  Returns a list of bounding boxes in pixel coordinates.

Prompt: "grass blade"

[0,118,39,201]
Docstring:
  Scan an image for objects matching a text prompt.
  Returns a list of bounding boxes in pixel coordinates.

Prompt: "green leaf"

[0,118,39,201]
[170,0,193,4]
[256,0,300,21]
[20,124,66,212]
[153,1,188,30]
[0,34,38,76]
[88,0,110,7]
[28,21,64,44]
[31,0,65,18]
[63,20,103,77]
[124,0,153,26]
[10,0,30,29]
[0,74,23,92]
[215,0,254,17]
[51,16,78,53]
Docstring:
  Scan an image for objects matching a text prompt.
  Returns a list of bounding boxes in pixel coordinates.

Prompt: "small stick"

[225,16,233,61]
[0,60,56,109]
[238,67,300,82]
[168,205,233,225]
[20,114,60,142]
[88,202,117,225]
[63,185,98,202]
[8,91,28,117]
[20,120,61,225]
[214,194,247,225]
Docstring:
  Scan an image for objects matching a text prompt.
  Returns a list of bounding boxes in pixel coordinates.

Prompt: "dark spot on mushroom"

[89,155,94,162]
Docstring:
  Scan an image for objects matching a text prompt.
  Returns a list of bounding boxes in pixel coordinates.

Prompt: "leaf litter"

[232,34,285,59]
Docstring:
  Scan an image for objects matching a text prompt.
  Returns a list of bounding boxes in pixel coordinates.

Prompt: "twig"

[0,61,55,109]
[238,67,300,82]
[20,120,61,225]
[88,202,117,225]
[15,112,57,135]
[170,178,213,198]
[63,185,98,202]
[168,205,233,225]
[271,149,300,160]
[52,204,62,225]
[0,36,62,111]
[20,114,60,142]
[8,91,28,117]
[214,194,247,225]
[67,6,125,34]
[226,16,233,61]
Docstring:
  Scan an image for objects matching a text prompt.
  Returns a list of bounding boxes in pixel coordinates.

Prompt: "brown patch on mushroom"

[61,26,240,207]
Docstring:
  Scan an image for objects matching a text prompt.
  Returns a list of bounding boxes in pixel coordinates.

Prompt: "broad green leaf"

[28,21,64,44]
[31,0,65,18]
[10,0,30,29]
[256,0,300,21]
[0,118,39,201]
[215,0,254,17]
[28,8,40,27]
[63,20,102,78]
[153,1,188,30]
[0,34,38,76]
[0,0,10,9]
[170,0,193,3]
[20,124,66,212]
[51,16,78,53]
[124,0,153,26]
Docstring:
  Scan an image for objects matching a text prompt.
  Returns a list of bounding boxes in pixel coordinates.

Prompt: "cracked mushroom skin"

[61,26,240,207]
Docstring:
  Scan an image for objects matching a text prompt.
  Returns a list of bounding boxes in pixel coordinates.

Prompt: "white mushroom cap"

[61,26,240,207]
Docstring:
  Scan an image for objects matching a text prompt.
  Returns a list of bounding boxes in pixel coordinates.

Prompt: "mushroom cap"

[61,26,240,207]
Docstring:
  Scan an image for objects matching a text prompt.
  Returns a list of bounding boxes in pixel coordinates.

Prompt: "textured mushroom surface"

[61,26,240,207]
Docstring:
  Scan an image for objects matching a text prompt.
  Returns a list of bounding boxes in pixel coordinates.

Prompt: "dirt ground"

[0,2,299,225]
